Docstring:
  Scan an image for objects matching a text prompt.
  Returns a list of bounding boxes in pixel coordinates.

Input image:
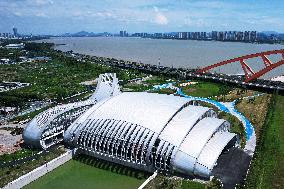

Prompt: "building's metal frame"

[23,73,238,178]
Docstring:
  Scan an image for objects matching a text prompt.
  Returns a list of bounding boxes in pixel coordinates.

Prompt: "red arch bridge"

[197,49,284,83]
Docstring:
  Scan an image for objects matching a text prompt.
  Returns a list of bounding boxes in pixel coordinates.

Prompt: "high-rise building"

[217,32,222,41]
[250,31,257,42]
[236,32,244,41]
[211,31,218,40]
[13,27,18,37]
[244,31,250,41]
[200,32,207,39]
[178,32,187,39]
[119,30,128,37]
[154,33,163,38]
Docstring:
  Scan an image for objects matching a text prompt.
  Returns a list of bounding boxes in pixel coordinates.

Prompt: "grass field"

[0,46,145,107]
[180,82,230,98]
[244,95,284,189]
[24,160,146,189]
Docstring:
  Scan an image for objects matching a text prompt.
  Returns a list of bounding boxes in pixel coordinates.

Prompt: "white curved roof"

[61,89,237,178]
[83,92,190,133]
[64,98,111,138]
[194,131,236,177]
[35,99,96,127]
[24,73,239,178]
[179,118,228,159]
[159,106,210,146]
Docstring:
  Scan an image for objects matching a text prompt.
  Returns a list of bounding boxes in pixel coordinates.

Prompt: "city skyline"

[0,0,284,35]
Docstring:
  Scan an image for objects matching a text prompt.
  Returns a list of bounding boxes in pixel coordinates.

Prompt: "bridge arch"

[197,49,284,82]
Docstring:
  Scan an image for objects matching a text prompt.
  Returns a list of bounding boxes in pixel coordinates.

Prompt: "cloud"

[13,12,23,17]
[72,10,117,20]
[155,13,168,25]
[184,16,207,27]
[35,12,48,18]
[1,0,284,34]
[32,0,54,6]
[153,6,168,25]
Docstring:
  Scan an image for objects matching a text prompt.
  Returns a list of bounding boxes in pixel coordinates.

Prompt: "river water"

[41,37,284,79]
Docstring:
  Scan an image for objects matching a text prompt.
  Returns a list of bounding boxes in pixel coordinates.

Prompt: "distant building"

[5,43,25,49]
[178,32,188,39]
[0,58,12,64]
[154,33,163,38]
[13,27,18,37]
[244,31,250,41]
[124,31,127,37]
[30,56,51,62]
[236,32,244,41]
[118,30,261,43]
[119,30,128,37]
[250,31,257,42]
[211,31,218,40]
[0,107,17,116]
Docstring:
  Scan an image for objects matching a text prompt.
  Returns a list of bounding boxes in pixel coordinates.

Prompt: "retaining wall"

[2,149,74,189]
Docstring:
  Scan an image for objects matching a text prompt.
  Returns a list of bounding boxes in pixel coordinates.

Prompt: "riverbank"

[39,37,284,79]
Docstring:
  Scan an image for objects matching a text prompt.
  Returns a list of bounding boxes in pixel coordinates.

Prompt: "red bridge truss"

[197,49,284,82]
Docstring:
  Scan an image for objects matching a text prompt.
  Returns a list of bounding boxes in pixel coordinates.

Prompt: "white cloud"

[35,12,48,17]
[13,11,23,17]
[184,16,207,27]
[155,13,168,25]
[153,6,168,25]
[72,10,117,20]
[32,0,53,6]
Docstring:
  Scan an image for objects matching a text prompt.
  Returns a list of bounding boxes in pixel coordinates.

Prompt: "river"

[40,37,284,79]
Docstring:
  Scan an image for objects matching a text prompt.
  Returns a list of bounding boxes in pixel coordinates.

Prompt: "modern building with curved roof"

[23,73,238,178]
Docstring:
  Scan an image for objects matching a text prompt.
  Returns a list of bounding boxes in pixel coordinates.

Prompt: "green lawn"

[181,180,206,189]
[0,44,146,107]
[244,95,284,189]
[180,82,230,98]
[24,160,146,189]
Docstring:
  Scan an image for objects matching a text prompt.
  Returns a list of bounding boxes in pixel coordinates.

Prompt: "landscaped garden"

[0,147,65,188]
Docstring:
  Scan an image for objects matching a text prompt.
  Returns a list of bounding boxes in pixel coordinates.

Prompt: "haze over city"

[1,0,284,34]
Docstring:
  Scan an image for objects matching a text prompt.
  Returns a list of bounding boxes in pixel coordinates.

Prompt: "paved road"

[212,147,251,189]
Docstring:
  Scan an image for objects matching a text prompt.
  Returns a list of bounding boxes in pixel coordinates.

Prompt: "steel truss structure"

[23,73,121,149]
[24,73,238,178]
[64,92,237,178]
[197,49,284,82]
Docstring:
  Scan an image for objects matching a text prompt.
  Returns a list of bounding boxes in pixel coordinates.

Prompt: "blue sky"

[0,0,284,35]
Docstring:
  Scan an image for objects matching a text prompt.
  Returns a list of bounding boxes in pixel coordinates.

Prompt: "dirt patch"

[236,94,271,140]
[0,129,22,155]
[218,89,256,102]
